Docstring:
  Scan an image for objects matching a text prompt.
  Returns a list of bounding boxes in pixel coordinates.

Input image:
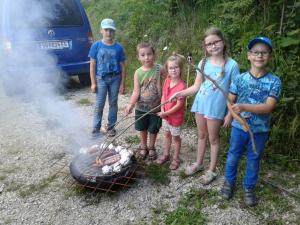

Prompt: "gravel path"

[0,81,297,225]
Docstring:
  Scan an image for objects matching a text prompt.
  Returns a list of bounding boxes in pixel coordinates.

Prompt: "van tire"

[78,73,91,86]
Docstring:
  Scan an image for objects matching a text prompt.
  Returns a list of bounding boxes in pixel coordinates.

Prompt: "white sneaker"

[201,170,217,185]
[184,163,204,176]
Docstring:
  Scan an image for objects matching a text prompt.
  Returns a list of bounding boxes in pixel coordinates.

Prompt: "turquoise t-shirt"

[191,58,240,119]
[230,71,281,133]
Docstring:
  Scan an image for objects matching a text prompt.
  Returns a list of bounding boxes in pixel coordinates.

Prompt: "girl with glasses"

[170,27,240,185]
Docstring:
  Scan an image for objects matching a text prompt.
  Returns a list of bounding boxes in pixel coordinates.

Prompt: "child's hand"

[169,93,178,102]
[232,104,244,114]
[157,111,167,118]
[125,105,133,115]
[223,114,232,128]
[119,84,125,95]
[91,84,97,93]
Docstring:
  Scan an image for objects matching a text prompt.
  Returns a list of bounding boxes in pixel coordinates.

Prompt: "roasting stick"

[175,53,257,154]
[96,101,170,160]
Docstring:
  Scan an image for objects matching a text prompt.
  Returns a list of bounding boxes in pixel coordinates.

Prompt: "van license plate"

[37,40,69,50]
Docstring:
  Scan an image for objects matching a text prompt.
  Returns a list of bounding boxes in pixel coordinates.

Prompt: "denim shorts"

[135,109,162,134]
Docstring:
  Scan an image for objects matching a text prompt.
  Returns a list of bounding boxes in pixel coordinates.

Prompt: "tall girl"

[156,55,186,170]
[171,27,239,184]
[125,42,165,160]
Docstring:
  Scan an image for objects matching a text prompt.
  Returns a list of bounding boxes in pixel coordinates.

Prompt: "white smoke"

[0,0,92,151]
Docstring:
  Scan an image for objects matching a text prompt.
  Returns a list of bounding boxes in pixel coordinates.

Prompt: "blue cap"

[248,36,272,51]
[100,18,116,30]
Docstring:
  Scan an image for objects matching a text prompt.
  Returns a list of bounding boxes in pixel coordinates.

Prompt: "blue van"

[0,0,93,86]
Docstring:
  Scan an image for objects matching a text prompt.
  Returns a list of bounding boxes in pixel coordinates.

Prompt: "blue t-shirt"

[191,58,240,119]
[88,41,125,76]
[230,71,281,133]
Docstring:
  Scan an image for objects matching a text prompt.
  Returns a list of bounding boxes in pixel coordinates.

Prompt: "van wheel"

[78,73,91,86]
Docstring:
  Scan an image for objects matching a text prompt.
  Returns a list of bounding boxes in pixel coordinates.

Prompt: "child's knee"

[172,135,181,142]
[226,154,239,166]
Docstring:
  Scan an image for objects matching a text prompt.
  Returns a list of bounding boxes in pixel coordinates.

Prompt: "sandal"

[136,146,148,160]
[155,154,170,165]
[201,170,217,185]
[148,147,157,161]
[184,163,204,176]
[169,158,180,170]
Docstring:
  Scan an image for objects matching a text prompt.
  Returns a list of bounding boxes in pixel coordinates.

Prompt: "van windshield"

[8,0,83,29]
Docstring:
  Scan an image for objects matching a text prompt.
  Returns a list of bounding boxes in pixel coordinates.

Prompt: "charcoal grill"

[69,145,138,192]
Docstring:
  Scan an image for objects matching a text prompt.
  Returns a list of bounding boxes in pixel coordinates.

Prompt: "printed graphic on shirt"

[230,71,281,132]
[97,48,119,74]
[139,77,161,111]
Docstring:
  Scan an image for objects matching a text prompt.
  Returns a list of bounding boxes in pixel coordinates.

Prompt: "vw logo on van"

[48,29,55,37]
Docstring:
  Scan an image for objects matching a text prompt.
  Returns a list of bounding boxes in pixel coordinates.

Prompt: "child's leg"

[148,132,158,160]
[195,113,208,165]
[207,119,223,172]
[163,131,172,156]
[135,110,149,158]
[172,135,181,160]
[224,127,248,185]
[243,132,269,189]
[147,113,162,160]
[156,131,171,165]
[149,132,158,149]
[169,135,181,170]
[140,130,148,149]
[93,78,108,131]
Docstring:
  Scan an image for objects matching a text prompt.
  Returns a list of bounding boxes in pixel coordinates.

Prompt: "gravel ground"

[0,80,298,225]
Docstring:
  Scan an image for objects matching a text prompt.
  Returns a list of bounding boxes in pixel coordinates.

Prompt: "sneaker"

[201,170,217,185]
[184,163,204,176]
[220,181,235,200]
[107,128,116,137]
[91,129,100,138]
[244,188,257,207]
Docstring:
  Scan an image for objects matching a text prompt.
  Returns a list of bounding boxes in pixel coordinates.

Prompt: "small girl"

[156,55,186,170]
[170,27,240,184]
[125,42,165,160]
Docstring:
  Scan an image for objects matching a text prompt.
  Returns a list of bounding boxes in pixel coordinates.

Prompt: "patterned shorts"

[162,120,182,136]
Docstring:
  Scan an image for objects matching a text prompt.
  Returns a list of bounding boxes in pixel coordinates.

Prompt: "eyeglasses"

[205,40,223,48]
[249,51,270,57]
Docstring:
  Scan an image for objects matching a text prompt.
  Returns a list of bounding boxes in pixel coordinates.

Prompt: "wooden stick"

[175,53,257,154]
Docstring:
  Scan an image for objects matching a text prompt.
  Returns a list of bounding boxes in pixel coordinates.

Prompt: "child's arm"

[160,98,185,118]
[169,72,203,101]
[90,59,97,93]
[223,93,236,127]
[232,96,277,114]
[119,61,126,95]
[160,67,168,79]
[125,71,140,114]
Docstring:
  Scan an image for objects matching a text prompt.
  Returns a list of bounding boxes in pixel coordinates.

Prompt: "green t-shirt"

[136,64,162,112]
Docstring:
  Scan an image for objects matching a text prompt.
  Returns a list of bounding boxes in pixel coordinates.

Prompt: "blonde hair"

[136,42,155,55]
[164,55,184,77]
[202,27,228,76]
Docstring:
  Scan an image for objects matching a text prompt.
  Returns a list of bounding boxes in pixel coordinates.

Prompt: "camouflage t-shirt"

[136,64,162,112]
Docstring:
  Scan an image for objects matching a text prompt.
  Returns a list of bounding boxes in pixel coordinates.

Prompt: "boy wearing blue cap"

[89,18,126,137]
[220,37,281,206]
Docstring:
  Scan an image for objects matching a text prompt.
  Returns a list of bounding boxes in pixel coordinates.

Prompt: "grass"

[0,166,21,175]
[5,182,23,192]
[76,98,93,106]
[0,175,6,181]
[157,188,218,225]
[18,174,56,198]
[64,184,92,198]
[146,163,170,185]
[124,135,140,145]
